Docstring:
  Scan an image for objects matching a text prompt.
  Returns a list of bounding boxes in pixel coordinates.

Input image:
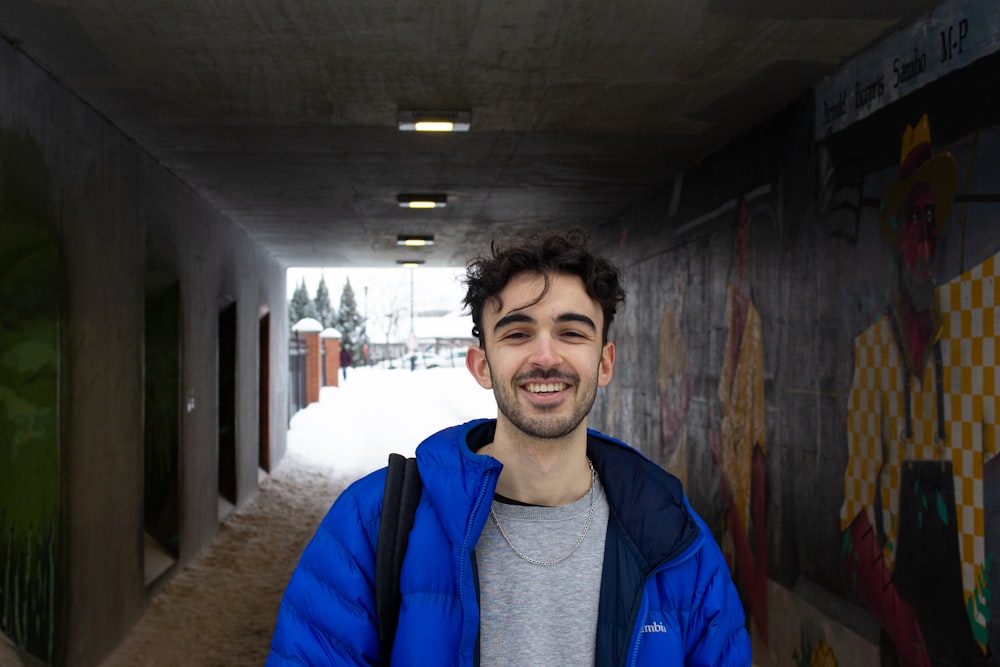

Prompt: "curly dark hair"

[463,229,626,345]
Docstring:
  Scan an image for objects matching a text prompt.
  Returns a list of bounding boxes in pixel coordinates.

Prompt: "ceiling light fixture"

[397,234,435,247]
[396,259,426,268]
[397,193,447,209]
[397,110,471,132]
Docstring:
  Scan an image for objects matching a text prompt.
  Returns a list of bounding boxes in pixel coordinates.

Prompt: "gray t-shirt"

[476,475,609,666]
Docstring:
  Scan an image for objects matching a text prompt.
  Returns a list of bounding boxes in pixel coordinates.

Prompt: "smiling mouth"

[526,382,567,394]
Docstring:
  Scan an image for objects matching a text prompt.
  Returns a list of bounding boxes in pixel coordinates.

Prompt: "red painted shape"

[844,511,931,667]
[709,430,769,642]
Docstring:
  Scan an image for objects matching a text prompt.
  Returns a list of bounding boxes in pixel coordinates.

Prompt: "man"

[268,231,750,665]
[840,115,994,665]
[340,345,352,381]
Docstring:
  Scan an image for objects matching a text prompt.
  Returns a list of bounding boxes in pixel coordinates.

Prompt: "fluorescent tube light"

[397,235,435,247]
[397,194,447,208]
[398,110,471,132]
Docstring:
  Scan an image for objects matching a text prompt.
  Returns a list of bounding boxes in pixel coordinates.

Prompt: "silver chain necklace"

[486,446,597,567]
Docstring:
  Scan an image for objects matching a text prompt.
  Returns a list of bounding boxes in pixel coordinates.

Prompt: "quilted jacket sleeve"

[267,473,384,666]
[683,516,752,667]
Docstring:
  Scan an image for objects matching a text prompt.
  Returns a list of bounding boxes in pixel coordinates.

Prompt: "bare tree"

[371,287,407,366]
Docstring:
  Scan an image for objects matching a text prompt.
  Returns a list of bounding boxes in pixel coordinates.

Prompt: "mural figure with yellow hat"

[840,114,997,665]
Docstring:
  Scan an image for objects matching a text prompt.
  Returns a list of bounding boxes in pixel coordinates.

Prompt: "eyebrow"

[493,312,597,334]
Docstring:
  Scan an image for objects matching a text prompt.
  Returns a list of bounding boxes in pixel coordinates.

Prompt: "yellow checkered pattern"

[841,252,998,637]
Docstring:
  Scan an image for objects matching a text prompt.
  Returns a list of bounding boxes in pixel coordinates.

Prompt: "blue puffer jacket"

[268,419,751,666]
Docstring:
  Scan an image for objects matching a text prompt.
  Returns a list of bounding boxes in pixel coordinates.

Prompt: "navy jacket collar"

[419,419,698,571]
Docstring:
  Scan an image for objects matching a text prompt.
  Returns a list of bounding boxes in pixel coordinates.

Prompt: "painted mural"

[795,630,839,667]
[0,129,60,662]
[711,200,769,642]
[657,256,691,489]
[840,115,996,665]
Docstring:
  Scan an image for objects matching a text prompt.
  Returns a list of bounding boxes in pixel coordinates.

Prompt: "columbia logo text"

[642,621,667,634]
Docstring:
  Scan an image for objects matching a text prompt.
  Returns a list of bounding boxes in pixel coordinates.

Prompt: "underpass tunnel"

[2,3,1000,665]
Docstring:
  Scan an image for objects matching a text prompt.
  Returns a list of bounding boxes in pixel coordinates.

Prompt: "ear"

[597,342,615,388]
[466,345,493,389]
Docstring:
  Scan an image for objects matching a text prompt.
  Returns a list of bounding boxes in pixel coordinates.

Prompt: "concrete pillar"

[322,328,342,387]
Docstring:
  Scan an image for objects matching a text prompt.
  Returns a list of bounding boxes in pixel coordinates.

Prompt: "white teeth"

[527,382,566,393]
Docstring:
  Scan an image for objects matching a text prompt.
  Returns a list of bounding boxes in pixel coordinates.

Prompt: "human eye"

[561,328,591,341]
[499,329,530,341]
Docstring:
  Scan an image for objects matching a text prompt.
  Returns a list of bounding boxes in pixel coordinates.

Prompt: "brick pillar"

[303,331,321,405]
[323,337,341,387]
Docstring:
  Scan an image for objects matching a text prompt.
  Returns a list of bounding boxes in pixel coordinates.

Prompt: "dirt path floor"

[4,370,491,667]
[99,451,353,667]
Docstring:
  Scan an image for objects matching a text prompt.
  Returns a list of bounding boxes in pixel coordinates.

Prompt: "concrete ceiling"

[1,0,940,267]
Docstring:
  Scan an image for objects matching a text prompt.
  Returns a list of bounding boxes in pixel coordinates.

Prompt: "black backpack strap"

[376,453,422,666]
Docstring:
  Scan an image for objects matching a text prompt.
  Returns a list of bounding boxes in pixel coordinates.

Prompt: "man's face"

[898,182,937,280]
[896,182,938,312]
[466,272,614,440]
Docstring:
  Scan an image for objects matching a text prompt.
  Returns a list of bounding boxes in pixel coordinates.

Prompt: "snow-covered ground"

[290,365,497,476]
[92,365,496,667]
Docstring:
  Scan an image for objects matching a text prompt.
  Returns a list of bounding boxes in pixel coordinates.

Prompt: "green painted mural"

[0,129,61,662]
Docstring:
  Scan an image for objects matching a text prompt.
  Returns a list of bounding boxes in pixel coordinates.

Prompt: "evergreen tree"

[288,277,318,328]
[313,275,337,328]
[334,277,368,365]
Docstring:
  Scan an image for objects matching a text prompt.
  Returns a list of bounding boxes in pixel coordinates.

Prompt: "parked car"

[445,349,468,366]
[389,351,442,370]
[418,352,448,368]
[380,348,470,370]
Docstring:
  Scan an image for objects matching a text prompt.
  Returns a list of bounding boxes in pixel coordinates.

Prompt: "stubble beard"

[491,366,599,440]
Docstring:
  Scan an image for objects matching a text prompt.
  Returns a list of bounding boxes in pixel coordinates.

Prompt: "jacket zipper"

[459,468,496,664]
[629,596,650,667]
[626,531,705,664]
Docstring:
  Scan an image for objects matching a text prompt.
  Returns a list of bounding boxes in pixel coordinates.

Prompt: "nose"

[917,225,932,262]
[917,239,930,262]
[528,332,562,368]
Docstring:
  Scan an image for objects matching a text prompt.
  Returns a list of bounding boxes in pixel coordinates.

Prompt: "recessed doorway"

[218,302,237,519]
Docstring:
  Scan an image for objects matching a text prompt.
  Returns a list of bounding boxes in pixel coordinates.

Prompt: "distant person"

[340,346,352,381]
[268,230,750,665]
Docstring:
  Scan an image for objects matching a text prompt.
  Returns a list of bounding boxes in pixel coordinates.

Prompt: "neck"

[489,420,592,506]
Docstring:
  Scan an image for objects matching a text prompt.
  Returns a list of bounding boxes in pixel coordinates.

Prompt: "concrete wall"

[590,43,1000,667]
[0,36,288,667]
